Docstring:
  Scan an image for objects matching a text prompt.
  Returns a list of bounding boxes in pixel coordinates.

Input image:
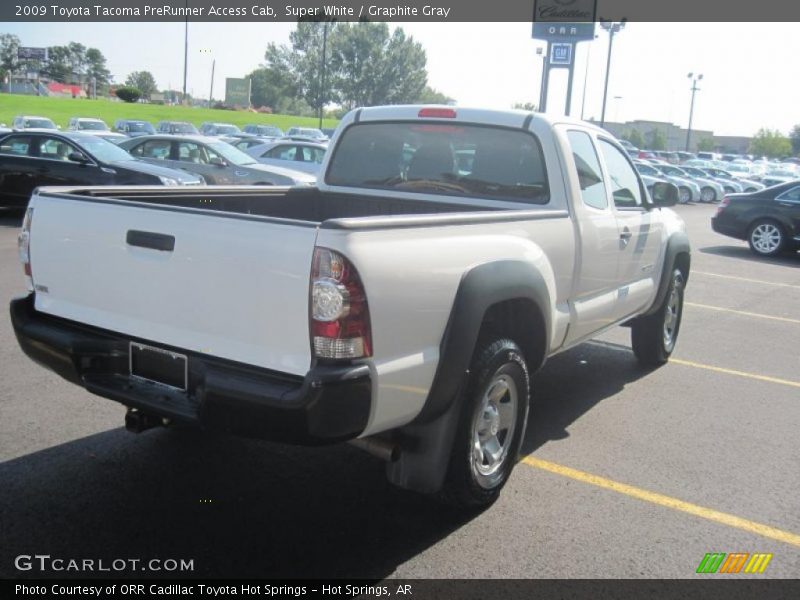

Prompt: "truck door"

[561,129,624,343]
[595,137,664,321]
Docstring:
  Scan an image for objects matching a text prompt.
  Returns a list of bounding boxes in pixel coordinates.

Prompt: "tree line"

[247,21,452,117]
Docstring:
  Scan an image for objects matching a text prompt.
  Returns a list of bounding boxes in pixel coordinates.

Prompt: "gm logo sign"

[696,552,773,574]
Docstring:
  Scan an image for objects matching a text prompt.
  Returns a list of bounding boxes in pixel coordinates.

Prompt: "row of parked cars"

[0,115,338,207]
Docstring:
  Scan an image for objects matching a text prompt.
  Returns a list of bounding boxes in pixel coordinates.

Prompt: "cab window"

[598,139,644,208]
[567,131,607,210]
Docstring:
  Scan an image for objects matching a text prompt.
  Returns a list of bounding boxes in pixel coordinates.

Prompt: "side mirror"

[209,156,226,167]
[650,181,678,207]
[68,152,89,164]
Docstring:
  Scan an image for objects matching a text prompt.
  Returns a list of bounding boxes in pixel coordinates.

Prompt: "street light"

[599,20,625,128]
[200,48,215,106]
[685,73,703,152]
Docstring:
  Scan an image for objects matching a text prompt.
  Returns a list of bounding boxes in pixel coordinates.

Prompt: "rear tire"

[700,186,716,203]
[747,219,785,257]
[678,186,691,204]
[631,268,685,367]
[439,338,530,508]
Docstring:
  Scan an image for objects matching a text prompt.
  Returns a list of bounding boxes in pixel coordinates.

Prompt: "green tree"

[648,128,667,150]
[114,86,141,103]
[125,71,157,99]
[750,128,792,158]
[85,47,112,94]
[0,33,20,81]
[789,124,800,155]
[249,43,301,110]
[419,86,454,104]
[42,45,72,82]
[696,137,715,152]
[623,129,644,148]
[330,22,427,110]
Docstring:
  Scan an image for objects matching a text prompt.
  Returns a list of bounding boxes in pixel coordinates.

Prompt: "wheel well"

[476,299,547,373]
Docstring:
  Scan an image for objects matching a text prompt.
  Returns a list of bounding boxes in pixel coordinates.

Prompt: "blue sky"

[3,21,798,137]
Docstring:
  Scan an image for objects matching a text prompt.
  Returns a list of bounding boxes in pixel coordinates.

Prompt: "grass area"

[0,94,338,131]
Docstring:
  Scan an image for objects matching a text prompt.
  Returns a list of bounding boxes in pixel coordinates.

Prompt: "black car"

[0,131,203,208]
[711,181,800,257]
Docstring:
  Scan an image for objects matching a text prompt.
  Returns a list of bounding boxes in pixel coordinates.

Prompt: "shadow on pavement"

[521,339,651,454]
[0,341,653,580]
[699,245,799,267]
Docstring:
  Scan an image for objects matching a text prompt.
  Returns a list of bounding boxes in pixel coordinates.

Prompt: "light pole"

[599,20,625,128]
[685,73,703,152]
[200,48,215,106]
[182,0,188,104]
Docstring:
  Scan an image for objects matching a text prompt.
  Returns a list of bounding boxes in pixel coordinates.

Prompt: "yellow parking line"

[521,457,800,548]
[693,271,800,291]
[670,358,800,389]
[685,302,800,325]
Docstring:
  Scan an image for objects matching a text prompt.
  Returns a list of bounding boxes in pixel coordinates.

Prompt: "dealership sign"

[532,0,597,40]
[17,47,48,60]
[225,78,250,108]
[549,43,573,65]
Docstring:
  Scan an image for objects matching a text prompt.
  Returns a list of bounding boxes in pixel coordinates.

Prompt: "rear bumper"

[10,294,371,444]
[711,216,744,240]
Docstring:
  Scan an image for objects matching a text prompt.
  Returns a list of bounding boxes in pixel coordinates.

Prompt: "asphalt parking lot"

[0,203,797,580]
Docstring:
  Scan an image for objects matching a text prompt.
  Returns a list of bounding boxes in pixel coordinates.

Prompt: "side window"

[567,131,607,210]
[598,139,643,208]
[0,135,33,156]
[177,142,208,164]
[301,146,325,163]
[138,140,172,160]
[780,186,800,201]
[266,145,296,160]
[38,137,76,160]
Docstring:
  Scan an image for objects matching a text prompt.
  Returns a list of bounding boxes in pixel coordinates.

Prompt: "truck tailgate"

[29,194,317,375]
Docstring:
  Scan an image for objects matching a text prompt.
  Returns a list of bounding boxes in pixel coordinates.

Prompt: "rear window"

[326,122,549,204]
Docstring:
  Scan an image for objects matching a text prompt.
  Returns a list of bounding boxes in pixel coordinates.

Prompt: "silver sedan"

[245,140,327,176]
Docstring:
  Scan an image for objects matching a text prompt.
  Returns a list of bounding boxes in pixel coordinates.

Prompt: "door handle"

[620,228,633,240]
[126,230,175,252]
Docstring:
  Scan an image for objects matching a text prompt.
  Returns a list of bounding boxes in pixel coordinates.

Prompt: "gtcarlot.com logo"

[696,552,773,574]
[14,554,194,573]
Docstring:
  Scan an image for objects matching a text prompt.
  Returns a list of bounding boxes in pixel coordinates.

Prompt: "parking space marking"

[669,358,800,389]
[685,302,800,325]
[693,271,800,291]
[521,457,800,548]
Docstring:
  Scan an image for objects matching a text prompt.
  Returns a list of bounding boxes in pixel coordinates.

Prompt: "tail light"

[418,107,456,119]
[18,207,33,290]
[310,247,372,360]
[716,197,730,216]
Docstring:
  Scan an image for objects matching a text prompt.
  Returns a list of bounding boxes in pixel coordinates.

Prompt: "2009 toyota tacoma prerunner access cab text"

[11,106,690,507]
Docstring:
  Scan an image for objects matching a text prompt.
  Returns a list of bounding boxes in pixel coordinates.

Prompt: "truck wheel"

[440,338,530,508]
[631,268,685,366]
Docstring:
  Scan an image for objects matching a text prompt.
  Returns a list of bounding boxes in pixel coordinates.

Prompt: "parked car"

[244,140,327,175]
[674,151,695,163]
[113,119,156,137]
[155,121,199,135]
[662,165,725,203]
[321,127,337,138]
[67,117,110,133]
[242,124,284,138]
[705,164,764,193]
[712,181,800,257]
[12,115,58,131]
[224,136,274,152]
[118,135,316,186]
[12,106,689,507]
[0,131,203,208]
[284,127,329,143]
[634,160,699,203]
[199,122,242,137]
[93,132,129,144]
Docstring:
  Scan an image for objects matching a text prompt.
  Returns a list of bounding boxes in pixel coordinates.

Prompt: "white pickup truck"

[12,106,690,507]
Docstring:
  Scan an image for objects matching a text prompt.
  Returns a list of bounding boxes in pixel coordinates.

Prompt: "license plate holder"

[129,343,188,391]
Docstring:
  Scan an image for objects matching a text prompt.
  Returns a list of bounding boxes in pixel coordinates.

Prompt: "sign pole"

[565,59,575,116]
[539,42,551,112]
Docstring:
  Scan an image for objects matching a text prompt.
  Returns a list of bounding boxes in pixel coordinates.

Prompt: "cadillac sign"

[532,0,597,41]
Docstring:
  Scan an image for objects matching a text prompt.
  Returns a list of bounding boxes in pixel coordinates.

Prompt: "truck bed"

[60,186,503,224]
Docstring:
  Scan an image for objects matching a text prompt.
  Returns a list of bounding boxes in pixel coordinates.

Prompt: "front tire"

[439,338,530,508]
[748,220,785,257]
[678,186,691,204]
[631,268,685,366]
[700,186,716,203]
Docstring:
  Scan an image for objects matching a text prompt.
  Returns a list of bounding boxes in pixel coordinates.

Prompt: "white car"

[245,140,327,175]
[12,106,689,507]
[67,117,111,134]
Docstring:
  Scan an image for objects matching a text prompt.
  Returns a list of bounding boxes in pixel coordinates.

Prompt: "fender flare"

[386,260,552,494]
[643,232,691,317]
